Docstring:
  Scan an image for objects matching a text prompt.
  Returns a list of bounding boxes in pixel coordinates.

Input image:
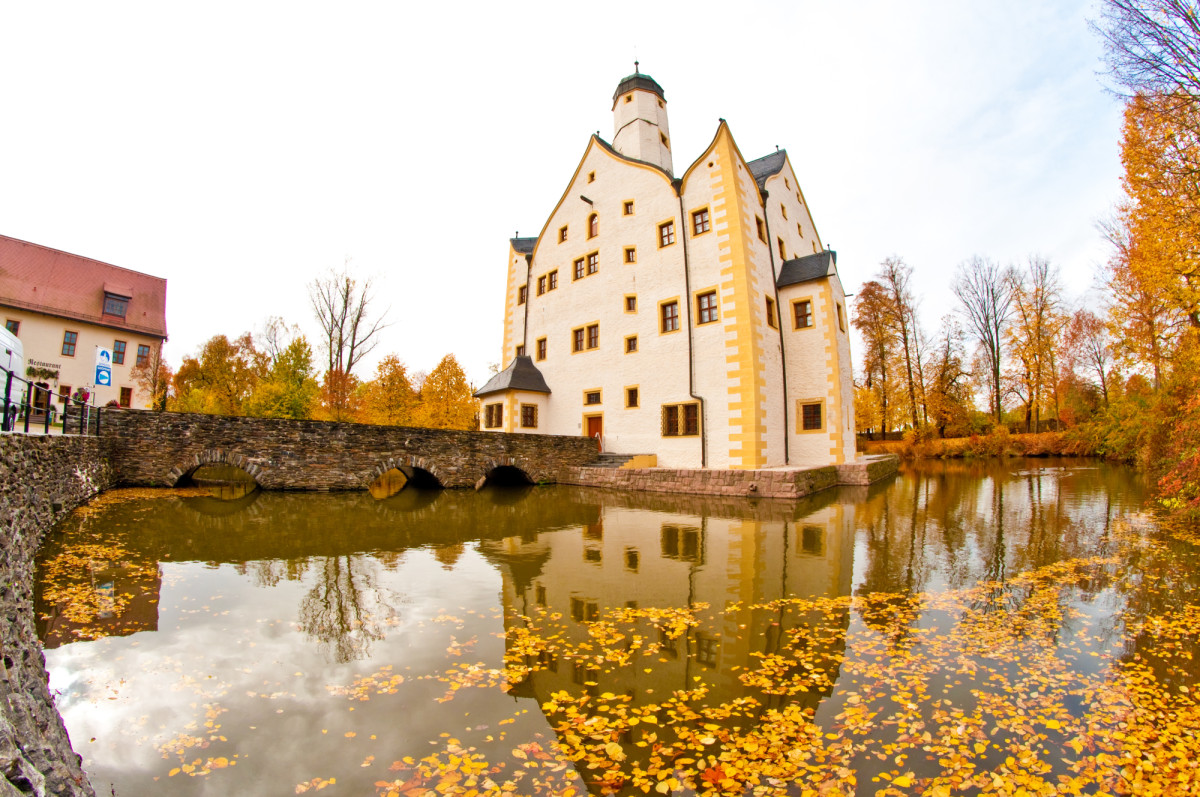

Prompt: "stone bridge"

[99,408,600,490]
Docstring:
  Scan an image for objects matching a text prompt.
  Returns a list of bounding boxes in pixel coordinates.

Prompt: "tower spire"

[611,68,672,174]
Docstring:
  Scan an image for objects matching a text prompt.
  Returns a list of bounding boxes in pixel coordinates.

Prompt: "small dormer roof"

[474,355,551,398]
[747,149,787,192]
[777,250,837,289]
[510,237,537,255]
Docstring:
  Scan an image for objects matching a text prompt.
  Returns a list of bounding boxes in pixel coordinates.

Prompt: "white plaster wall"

[763,161,823,261]
[523,143,701,466]
[1,308,159,409]
[780,279,839,465]
[612,88,673,174]
[830,274,858,463]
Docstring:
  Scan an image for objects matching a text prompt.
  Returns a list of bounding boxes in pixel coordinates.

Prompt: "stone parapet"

[0,435,111,797]
[560,455,897,499]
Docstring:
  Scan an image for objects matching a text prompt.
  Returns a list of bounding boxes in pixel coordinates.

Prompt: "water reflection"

[36,459,1187,797]
[367,467,407,499]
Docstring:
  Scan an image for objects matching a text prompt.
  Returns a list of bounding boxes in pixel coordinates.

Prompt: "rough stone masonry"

[99,408,601,489]
[1,435,111,797]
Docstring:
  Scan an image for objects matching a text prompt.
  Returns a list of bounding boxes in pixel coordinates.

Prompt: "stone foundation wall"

[561,455,898,499]
[0,435,111,797]
[99,408,599,490]
[835,455,901,486]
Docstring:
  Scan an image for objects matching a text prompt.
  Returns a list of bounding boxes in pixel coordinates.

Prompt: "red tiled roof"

[0,234,167,338]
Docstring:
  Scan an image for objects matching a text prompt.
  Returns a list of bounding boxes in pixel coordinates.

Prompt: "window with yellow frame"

[791,297,814,329]
[795,399,825,433]
[658,298,681,334]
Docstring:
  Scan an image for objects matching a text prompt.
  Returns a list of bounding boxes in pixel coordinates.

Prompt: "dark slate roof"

[747,149,787,191]
[510,237,536,255]
[777,250,837,289]
[474,355,551,397]
[613,72,665,103]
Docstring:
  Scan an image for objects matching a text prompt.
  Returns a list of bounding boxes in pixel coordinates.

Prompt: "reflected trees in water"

[298,555,400,663]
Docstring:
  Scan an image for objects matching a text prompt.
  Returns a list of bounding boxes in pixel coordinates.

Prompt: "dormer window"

[102,292,130,318]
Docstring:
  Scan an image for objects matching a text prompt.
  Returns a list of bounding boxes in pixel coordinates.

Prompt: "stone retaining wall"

[836,455,902,486]
[1,436,111,797]
[560,455,898,499]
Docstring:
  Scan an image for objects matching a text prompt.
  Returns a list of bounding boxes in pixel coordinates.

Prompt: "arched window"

[588,213,599,239]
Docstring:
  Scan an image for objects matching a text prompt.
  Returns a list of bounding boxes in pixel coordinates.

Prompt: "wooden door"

[586,415,603,447]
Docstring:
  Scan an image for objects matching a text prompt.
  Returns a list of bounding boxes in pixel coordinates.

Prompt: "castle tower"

[611,65,673,175]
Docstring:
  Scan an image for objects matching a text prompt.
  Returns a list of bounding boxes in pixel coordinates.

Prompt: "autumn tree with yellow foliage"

[411,354,477,431]
[358,354,418,426]
[1090,0,1200,517]
[851,280,900,438]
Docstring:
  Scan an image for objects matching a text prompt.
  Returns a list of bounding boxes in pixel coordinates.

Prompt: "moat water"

[35,459,1200,795]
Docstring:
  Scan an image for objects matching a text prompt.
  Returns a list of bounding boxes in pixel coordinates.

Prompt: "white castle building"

[475,68,855,470]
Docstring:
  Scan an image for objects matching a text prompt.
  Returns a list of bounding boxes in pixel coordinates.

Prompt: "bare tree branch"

[954,257,1015,424]
[308,262,391,378]
[1094,0,1200,99]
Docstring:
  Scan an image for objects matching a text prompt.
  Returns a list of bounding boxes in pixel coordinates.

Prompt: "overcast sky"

[1,1,1124,385]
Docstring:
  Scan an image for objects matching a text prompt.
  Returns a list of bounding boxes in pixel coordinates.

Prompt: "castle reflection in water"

[480,488,857,719]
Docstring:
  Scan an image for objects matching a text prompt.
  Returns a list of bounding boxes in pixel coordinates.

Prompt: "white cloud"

[0,1,1124,383]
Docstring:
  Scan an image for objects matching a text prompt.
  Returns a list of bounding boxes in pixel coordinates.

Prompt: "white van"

[1,327,25,430]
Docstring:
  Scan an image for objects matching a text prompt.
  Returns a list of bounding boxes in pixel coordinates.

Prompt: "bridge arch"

[474,456,539,489]
[167,449,263,487]
[367,455,445,492]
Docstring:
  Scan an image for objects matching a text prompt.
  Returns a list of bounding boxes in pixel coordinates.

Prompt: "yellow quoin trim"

[506,391,518,433]
[707,123,769,468]
[819,282,846,464]
[502,242,528,366]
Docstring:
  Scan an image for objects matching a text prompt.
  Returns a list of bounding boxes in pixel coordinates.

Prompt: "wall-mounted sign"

[95,347,112,387]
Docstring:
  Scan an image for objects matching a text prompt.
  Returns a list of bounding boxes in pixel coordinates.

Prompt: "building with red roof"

[0,234,167,412]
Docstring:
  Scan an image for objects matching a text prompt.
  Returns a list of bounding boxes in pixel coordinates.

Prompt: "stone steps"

[584,453,643,469]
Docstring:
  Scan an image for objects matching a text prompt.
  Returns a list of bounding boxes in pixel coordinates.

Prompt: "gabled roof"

[747,149,787,192]
[777,250,837,289]
[511,237,537,255]
[0,234,168,338]
[474,355,551,398]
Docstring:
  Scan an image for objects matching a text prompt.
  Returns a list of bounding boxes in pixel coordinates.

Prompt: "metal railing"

[2,366,101,436]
